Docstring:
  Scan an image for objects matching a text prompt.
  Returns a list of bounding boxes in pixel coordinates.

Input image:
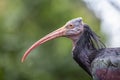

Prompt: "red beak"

[21,26,67,62]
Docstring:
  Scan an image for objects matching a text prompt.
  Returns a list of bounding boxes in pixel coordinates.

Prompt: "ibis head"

[21,17,84,62]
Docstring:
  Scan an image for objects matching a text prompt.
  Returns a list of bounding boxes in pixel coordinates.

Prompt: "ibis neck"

[71,27,97,76]
[72,44,96,76]
[72,24,105,76]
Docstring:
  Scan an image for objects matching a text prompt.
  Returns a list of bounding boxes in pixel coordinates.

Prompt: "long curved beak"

[21,26,67,62]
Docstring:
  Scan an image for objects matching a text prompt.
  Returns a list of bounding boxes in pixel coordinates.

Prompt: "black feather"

[76,24,105,51]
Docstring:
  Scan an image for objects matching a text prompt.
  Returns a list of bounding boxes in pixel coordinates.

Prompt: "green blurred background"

[0,0,105,80]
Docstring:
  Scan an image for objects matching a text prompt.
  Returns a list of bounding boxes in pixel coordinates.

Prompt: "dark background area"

[0,0,105,80]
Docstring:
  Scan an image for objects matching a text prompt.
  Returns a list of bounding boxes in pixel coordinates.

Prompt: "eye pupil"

[66,24,74,29]
[69,24,74,29]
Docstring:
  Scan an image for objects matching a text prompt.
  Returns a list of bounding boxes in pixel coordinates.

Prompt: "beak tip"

[21,50,30,63]
[21,54,27,63]
[21,58,24,63]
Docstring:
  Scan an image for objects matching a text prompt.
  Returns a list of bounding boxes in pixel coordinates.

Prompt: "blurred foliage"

[0,0,104,80]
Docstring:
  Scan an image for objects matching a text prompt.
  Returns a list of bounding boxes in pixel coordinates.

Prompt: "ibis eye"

[66,24,74,29]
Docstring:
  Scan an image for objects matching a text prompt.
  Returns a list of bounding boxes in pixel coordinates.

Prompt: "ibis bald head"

[21,17,84,62]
